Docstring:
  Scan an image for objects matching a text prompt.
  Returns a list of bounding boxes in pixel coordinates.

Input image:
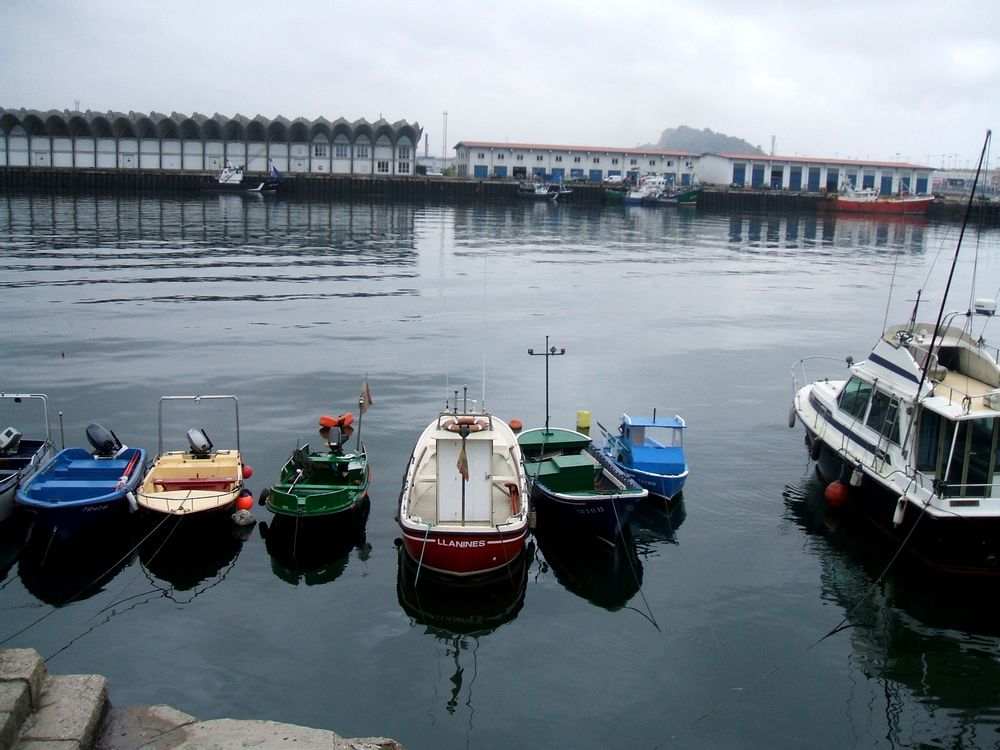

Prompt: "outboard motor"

[326,426,344,454]
[187,428,213,457]
[87,423,123,458]
[0,426,22,454]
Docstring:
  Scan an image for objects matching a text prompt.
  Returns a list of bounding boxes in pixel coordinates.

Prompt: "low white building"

[0,108,422,176]
[696,153,933,195]
[454,141,699,185]
[454,139,934,195]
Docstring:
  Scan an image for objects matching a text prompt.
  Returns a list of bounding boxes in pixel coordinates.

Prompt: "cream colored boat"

[136,395,250,518]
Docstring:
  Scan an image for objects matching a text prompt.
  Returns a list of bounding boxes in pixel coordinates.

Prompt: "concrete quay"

[1,648,403,750]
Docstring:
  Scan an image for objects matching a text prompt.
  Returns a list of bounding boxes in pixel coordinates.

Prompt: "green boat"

[260,415,370,519]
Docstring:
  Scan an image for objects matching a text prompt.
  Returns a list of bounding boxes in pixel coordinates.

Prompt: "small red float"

[509,418,523,433]
[242,464,254,479]
[235,492,254,511]
[824,480,849,507]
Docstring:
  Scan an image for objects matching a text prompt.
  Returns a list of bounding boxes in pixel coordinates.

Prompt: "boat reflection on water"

[259,497,371,586]
[396,541,530,717]
[18,518,135,606]
[630,495,687,548]
[137,514,250,591]
[532,508,643,611]
[0,515,29,584]
[396,540,530,636]
[783,474,1000,745]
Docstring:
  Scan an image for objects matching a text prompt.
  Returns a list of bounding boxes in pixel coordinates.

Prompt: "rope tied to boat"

[413,521,434,588]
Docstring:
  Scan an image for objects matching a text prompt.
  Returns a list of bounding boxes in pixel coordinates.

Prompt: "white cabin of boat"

[404,413,524,528]
[795,312,1000,508]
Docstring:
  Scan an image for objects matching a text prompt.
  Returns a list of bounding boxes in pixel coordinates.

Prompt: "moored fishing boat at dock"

[135,395,253,524]
[0,393,54,523]
[16,423,146,537]
[397,394,529,578]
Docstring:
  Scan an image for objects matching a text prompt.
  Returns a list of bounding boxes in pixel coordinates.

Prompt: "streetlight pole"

[442,111,448,172]
[528,336,566,431]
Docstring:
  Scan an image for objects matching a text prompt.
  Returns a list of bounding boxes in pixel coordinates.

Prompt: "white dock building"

[455,139,934,195]
[454,141,700,186]
[0,108,422,176]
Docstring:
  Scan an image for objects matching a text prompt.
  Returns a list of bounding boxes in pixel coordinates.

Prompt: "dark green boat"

[260,421,370,518]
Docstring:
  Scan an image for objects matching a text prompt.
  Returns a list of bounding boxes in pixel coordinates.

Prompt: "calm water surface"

[2,193,1000,749]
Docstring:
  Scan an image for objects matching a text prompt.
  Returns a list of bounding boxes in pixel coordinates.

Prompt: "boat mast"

[528,335,566,431]
[912,130,992,403]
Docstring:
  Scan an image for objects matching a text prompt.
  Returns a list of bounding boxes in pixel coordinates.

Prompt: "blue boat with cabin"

[600,412,688,501]
[16,424,146,537]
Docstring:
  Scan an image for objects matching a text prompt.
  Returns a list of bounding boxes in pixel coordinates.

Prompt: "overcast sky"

[3,0,997,169]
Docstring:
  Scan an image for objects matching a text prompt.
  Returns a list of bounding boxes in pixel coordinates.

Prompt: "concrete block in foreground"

[98,706,404,750]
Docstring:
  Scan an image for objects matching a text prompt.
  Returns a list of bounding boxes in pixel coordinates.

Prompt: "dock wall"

[1,167,996,223]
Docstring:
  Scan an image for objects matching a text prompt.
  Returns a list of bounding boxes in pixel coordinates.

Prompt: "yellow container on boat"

[576,410,591,435]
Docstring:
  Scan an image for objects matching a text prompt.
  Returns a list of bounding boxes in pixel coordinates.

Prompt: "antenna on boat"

[528,335,566,431]
[906,289,922,332]
[912,130,992,402]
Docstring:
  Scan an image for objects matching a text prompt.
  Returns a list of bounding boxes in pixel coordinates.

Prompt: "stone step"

[0,648,109,749]
[0,648,48,748]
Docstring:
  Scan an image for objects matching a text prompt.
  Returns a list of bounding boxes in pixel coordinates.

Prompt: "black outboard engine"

[187,428,213,457]
[326,426,344,454]
[87,423,123,458]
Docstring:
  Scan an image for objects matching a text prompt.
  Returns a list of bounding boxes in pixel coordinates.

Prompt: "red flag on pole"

[457,443,469,481]
[360,377,373,414]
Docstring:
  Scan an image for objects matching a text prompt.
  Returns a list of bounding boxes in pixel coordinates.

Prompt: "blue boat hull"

[16,447,146,537]
[613,462,686,500]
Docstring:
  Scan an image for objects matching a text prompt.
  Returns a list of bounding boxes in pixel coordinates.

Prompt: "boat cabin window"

[936,346,961,372]
[915,409,944,474]
[865,390,900,444]
[837,377,872,421]
[917,411,999,498]
[966,418,999,496]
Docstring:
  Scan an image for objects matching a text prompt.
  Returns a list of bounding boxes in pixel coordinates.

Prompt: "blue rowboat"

[600,413,688,501]
[16,424,146,537]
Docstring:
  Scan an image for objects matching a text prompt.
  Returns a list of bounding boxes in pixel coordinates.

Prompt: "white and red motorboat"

[397,402,529,578]
[829,184,934,215]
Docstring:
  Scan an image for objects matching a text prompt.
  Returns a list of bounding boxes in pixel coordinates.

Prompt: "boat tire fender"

[442,417,488,433]
[809,435,821,461]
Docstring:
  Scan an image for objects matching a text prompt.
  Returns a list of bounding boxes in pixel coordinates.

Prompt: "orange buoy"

[319,414,338,428]
[242,465,254,479]
[235,492,254,511]
[338,412,355,427]
[509,418,523,433]
[824,480,849,507]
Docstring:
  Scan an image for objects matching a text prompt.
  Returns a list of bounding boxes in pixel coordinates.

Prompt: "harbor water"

[2,192,1000,749]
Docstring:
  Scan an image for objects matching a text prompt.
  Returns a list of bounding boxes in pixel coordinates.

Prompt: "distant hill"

[643,126,764,155]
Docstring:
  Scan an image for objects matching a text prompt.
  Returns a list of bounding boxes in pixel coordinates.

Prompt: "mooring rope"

[0,510,175,648]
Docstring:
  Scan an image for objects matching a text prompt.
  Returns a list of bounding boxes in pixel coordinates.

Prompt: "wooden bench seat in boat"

[153,477,236,491]
[275,483,353,492]
[32,479,121,490]
[65,459,129,471]
[23,478,123,502]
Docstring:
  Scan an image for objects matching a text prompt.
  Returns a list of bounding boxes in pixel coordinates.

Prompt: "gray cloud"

[3,0,996,168]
